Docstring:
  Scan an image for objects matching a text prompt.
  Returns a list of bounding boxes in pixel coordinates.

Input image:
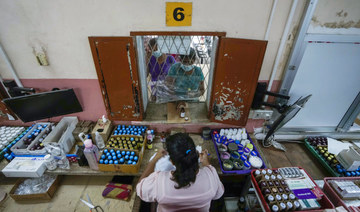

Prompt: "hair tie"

[186,149,191,155]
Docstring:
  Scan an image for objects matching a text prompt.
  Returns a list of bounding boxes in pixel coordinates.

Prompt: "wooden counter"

[0,134,222,176]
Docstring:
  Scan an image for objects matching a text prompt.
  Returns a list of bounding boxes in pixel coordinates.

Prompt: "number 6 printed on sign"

[166,2,192,26]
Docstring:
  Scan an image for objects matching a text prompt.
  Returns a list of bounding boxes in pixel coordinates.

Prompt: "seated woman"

[136,133,224,211]
[165,47,205,99]
[147,38,176,100]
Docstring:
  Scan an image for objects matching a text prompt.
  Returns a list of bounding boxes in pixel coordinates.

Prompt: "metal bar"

[206,36,218,112]
[135,36,149,112]
[279,0,318,96]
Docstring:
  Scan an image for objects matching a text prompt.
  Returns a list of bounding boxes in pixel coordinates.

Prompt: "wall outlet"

[249,109,273,120]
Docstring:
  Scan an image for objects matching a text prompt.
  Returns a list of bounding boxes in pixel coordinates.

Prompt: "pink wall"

[1,79,106,126]
[1,79,281,133]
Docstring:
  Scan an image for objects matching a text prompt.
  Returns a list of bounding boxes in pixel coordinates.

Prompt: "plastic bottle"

[95,131,105,149]
[83,139,100,170]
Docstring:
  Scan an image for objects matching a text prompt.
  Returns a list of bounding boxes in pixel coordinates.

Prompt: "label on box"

[293,189,317,199]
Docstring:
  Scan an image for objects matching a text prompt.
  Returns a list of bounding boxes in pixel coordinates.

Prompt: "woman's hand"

[153,149,167,162]
[199,149,210,166]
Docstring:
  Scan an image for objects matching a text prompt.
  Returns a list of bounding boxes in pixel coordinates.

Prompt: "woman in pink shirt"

[136,133,224,212]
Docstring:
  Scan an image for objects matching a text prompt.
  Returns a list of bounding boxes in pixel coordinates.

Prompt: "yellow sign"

[166,2,192,26]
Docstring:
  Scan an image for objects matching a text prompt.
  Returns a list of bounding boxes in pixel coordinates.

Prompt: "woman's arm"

[137,149,167,185]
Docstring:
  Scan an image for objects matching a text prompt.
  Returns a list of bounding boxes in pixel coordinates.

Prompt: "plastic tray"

[251,168,335,212]
[43,117,78,154]
[323,177,360,212]
[11,123,51,155]
[211,129,266,174]
[304,139,341,177]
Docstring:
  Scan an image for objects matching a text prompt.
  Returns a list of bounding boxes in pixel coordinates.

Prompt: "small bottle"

[44,154,57,171]
[238,196,246,211]
[180,108,185,118]
[83,139,100,170]
[147,138,153,149]
[95,131,105,150]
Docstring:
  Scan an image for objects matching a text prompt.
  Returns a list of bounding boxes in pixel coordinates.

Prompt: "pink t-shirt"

[136,165,224,212]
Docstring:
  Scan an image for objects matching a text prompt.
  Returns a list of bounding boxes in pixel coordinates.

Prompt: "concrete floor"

[0,175,136,212]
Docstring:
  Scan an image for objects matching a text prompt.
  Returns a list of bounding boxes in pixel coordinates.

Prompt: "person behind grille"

[164,47,205,100]
[147,38,176,101]
[136,133,224,211]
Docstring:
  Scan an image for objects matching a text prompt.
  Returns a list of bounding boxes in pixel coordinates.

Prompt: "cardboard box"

[91,119,112,142]
[98,138,146,173]
[9,175,62,201]
[2,157,46,177]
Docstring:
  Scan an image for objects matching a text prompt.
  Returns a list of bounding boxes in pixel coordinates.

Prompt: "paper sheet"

[327,137,353,155]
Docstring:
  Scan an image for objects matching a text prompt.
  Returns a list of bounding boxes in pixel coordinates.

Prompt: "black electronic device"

[263,95,312,146]
[2,88,83,122]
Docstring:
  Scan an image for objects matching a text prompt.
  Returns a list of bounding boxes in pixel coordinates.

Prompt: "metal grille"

[142,35,216,103]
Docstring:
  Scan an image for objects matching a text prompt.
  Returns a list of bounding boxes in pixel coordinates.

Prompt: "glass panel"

[142,35,216,103]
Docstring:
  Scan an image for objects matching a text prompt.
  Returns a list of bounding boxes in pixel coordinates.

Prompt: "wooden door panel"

[210,38,267,126]
[89,37,143,121]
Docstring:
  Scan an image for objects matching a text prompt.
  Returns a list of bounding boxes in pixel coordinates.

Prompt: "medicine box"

[2,156,46,177]
[91,119,112,143]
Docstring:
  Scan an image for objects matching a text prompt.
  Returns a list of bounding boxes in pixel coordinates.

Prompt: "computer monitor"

[2,89,83,122]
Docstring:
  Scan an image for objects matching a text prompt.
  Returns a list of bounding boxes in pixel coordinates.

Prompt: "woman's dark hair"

[148,38,157,49]
[180,47,197,63]
[165,133,199,189]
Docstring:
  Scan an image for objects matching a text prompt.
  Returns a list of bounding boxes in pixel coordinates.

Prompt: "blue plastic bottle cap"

[130,137,134,141]
[129,156,134,160]
[111,152,116,156]
[134,156,138,161]
[356,171,360,176]
[4,153,9,158]
[238,150,244,155]
[131,152,135,156]
[110,149,115,153]
[120,158,125,163]
[127,160,132,164]
[337,169,342,173]
[132,161,137,165]
[121,151,126,155]
[126,151,130,155]
[104,160,109,164]
[250,151,257,156]
[99,159,104,164]
[109,160,113,164]
[117,154,122,159]
[352,171,356,176]
[107,156,112,160]
[106,152,110,156]
[114,160,119,164]
[240,155,247,162]
[235,140,240,144]
[116,150,121,154]
[112,156,117,160]
[336,164,341,169]
[244,161,251,168]
[125,155,129,160]
[101,155,106,159]
[346,172,351,177]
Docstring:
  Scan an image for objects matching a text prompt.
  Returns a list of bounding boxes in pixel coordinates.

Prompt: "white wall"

[309,0,360,35]
[0,0,306,81]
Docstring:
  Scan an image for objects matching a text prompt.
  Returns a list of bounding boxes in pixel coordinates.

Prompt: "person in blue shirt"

[165,48,205,99]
